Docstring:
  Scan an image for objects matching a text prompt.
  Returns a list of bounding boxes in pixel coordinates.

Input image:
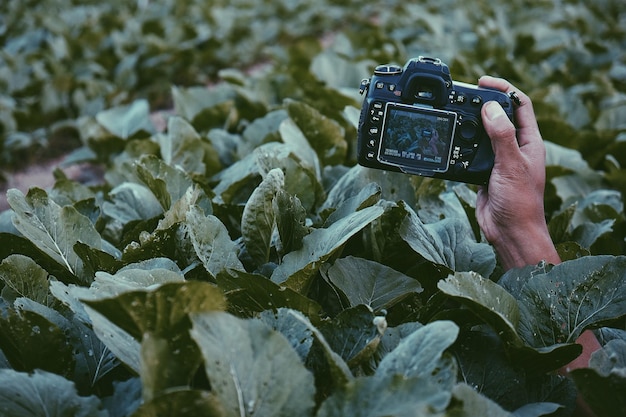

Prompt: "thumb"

[482,101,519,161]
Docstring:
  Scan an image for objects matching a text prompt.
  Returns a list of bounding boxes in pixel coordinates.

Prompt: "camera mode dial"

[374,64,403,75]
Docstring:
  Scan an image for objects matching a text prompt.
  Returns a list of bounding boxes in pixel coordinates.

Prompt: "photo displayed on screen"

[378,103,456,173]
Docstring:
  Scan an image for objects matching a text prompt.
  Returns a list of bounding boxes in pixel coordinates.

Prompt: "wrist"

[490,222,561,269]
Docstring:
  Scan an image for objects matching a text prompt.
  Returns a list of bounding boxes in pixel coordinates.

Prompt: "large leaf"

[322,256,423,311]
[186,206,245,278]
[7,187,102,281]
[438,272,521,345]
[82,280,226,400]
[134,154,196,212]
[399,202,496,275]
[376,320,458,386]
[318,305,385,368]
[425,218,496,277]
[241,168,283,267]
[215,270,323,319]
[284,99,347,165]
[95,99,155,139]
[0,369,107,417]
[81,280,226,340]
[190,311,316,417]
[158,116,207,176]
[0,254,53,306]
[270,204,385,292]
[0,301,74,375]
[316,321,459,417]
[258,308,315,362]
[511,256,626,347]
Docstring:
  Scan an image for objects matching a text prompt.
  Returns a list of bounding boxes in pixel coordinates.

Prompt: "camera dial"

[374,64,403,75]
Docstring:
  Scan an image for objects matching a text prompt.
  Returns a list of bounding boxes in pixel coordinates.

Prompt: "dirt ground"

[0,158,104,212]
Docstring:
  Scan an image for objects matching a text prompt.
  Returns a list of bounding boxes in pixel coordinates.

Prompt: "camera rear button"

[471,96,482,106]
[459,120,479,141]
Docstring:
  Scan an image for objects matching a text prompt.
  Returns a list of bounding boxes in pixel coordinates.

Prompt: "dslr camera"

[357,56,515,185]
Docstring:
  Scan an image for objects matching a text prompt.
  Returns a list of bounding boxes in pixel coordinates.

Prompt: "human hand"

[475,76,560,269]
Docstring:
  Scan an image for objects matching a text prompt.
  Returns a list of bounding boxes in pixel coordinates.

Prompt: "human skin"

[476,76,601,417]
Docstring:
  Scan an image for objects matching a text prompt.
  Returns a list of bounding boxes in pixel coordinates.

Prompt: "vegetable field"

[1,0,625,416]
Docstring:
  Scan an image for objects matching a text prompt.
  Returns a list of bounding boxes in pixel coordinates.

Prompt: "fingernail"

[484,101,505,121]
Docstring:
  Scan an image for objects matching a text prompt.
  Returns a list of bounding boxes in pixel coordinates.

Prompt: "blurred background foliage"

[1,0,625,206]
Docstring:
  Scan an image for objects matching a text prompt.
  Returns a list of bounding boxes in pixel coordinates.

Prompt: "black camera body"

[357,56,515,185]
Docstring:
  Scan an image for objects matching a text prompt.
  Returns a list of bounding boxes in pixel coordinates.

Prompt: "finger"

[482,100,521,164]
[478,76,542,147]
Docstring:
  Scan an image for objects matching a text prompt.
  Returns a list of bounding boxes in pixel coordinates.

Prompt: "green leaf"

[448,383,515,417]
[284,99,347,165]
[319,305,385,369]
[254,142,325,212]
[270,204,385,292]
[323,256,423,311]
[322,182,381,226]
[513,256,626,346]
[0,369,107,417]
[15,297,121,391]
[438,272,521,345]
[135,154,196,211]
[425,218,496,277]
[0,254,53,306]
[158,116,208,176]
[186,206,245,278]
[130,389,226,417]
[215,270,323,319]
[376,320,458,387]
[190,311,316,417]
[241,168,284,267]
[0,302,74,375]
[103,182,164,224]
[281,308,354,387]
[320,166,417,213]
[81,280,226,340]
[7,188,102,282]
[258,308,314,362]
[273,189,309,255]
[397,201,448,266]
[316,374,451,417]
[570,339,626,417]
[588,338,626,375]
[278,118,322,178]
[95,99,155,139]
[171,85,236,131]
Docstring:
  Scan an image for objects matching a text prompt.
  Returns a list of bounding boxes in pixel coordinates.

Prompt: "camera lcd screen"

[377,103,457,173]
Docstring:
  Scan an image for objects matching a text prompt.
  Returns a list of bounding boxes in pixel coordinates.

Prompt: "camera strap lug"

[359,78,370,95]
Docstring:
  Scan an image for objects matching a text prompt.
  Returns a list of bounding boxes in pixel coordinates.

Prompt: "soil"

[0,158,105,212]
[0,111,170,212]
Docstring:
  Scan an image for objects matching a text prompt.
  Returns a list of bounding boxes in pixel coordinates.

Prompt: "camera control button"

[455,93,467,104]
[369,127,379,135]
[459,119,479,141]
[368,139,377,148]
[471,96,482,106]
